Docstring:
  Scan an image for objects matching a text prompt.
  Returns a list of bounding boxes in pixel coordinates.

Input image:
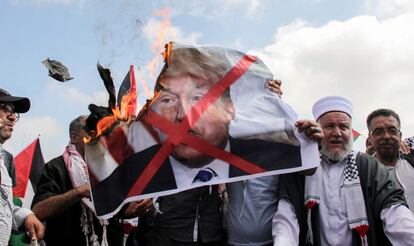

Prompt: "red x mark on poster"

[127,54,266,197]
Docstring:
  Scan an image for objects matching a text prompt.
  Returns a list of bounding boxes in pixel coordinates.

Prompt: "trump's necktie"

[192,168,217,183]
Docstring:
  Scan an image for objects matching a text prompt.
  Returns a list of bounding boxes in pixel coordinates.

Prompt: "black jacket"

[32,156,123,246]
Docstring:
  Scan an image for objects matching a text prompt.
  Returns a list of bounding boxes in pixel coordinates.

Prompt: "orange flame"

[84,107,133,144]
[97,115,117,135]
[162,42,172,65]
[137,67,153,98]
[115,65,137,121]
[113,96,135,122]
[84,115,118,144]
[134,7,173,101]
[146,7,172,83]
[85,66,137,144]
[86,7,173,145]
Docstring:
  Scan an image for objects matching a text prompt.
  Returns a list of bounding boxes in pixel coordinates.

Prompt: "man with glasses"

[367,108,414,212]
[0,88,44,245]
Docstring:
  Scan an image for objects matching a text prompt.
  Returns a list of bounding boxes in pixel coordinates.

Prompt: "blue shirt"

[227,175,279,246]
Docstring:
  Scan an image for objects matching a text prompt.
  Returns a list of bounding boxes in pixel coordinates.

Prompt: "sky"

[1,0,414,161]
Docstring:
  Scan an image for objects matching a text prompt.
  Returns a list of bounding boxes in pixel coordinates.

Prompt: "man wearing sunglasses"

[367,108,414,212]
[0,88,44,245]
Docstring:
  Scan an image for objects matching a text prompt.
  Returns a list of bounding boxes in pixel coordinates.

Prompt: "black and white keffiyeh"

[63,144,109,246]
[304,150,369,245]
[405,137,414,149]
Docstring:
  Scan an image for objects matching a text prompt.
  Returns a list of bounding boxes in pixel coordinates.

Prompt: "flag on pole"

[12,138,45,208]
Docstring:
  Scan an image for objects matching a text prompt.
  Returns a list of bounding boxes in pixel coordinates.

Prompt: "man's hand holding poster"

[85,42,320,219]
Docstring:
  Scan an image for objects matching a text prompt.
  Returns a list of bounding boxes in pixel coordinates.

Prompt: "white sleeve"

[272,198,299,246]
[12,204,33,230]
[381,203,414,246]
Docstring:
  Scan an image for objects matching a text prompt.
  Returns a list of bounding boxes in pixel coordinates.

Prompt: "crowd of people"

[1,48,414,246]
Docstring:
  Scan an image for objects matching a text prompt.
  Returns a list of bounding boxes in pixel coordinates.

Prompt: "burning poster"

[85,42,320,218]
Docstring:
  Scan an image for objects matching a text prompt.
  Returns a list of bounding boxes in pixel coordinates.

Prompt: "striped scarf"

[63,144,109,246]
[304,150,369,245]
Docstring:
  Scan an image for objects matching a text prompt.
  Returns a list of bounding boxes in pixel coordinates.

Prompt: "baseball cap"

[0,88,31,113]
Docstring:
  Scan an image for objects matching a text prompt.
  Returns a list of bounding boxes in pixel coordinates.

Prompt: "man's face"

[152,75,234,168]
[319,111,353,162]
[368,115,401,160]
[70,117,88,158]
[0,103,18,144]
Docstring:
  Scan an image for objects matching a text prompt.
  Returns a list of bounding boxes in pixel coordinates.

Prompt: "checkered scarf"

[304,150,369,245]
[63,144,109,246]
[405,137,413,149]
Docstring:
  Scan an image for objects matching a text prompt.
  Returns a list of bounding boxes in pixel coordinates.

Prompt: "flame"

[162,42,172,64]
[84,109,128,144]
[86,7,173,144]
[85,66,137,144]
[83,114,119,144]
[146,7,172,81]
[133,7,173,101]
[98,115,116,134]
[115,65,137,121]
[137,68,153,98]
[114,95,135,122]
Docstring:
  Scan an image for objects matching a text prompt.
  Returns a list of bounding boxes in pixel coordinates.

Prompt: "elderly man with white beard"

[272,96,414,246]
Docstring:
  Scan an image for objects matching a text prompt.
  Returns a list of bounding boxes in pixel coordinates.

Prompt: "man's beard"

[321,139,353,163]
[0,120,13,144]
[376,139,399,163]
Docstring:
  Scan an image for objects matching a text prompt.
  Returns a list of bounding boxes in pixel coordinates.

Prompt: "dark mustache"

[378,139,397,145]
[2,120,13,126]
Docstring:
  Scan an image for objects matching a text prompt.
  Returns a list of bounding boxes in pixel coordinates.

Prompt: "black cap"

[0,88,31,113]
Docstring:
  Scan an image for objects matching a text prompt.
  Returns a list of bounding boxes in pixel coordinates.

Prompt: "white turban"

[312,96,353,120]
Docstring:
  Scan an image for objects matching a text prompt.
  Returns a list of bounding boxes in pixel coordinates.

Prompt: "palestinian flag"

[12,138,45,208]
[352,129,361,142]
